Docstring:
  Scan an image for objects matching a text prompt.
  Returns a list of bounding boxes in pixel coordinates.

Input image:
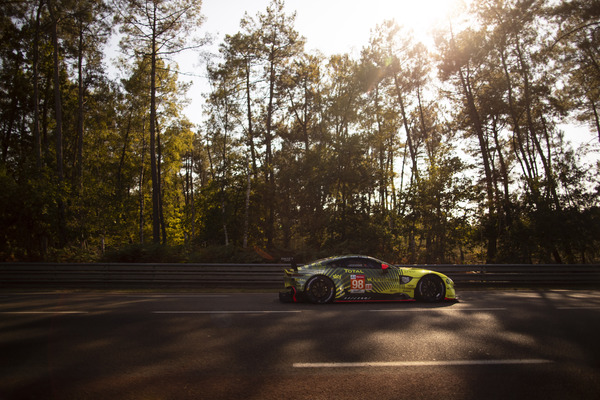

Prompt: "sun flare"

[297,0,471,55]
[373,0,469,44]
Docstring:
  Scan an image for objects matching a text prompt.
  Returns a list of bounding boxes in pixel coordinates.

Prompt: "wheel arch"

[304,272,345,290]
[303,274,337,304]
[415,273,446,302]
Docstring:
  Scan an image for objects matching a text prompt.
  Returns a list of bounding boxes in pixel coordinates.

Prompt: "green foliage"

[102,243,186,263]
[0,168,51,261]
[187,245,266,264]
[1,0,599,264]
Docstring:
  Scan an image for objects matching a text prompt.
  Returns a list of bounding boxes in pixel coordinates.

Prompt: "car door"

[340,257,401,299]
[338,257,369,295]
[362,258,402,296]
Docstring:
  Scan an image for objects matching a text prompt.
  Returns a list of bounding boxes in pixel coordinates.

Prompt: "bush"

[102,243,186,263]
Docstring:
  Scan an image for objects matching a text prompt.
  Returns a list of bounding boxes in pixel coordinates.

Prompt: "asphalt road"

[1,290,599,399]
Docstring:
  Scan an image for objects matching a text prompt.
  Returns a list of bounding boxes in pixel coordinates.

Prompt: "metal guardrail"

[0,263,287,288]
[1,263,599,289]
[421,264,600,286]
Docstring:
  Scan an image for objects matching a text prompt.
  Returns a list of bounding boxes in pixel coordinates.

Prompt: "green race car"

[279,255,457,303]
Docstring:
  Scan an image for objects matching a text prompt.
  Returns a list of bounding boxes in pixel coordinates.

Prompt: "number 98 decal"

[350,274,371,293]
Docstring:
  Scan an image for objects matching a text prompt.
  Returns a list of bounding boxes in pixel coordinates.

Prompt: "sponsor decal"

[344,269,364,274]
[350,274,366,291]
[342,296,373,301]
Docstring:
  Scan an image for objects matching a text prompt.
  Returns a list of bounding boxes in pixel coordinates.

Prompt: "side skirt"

[337,292,413,302]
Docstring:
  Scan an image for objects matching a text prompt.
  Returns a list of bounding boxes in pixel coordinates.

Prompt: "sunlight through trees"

[1,0,599,263]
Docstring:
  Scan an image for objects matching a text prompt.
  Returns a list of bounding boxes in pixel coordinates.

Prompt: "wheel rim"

[419,275,444,302]
[307,276,333,303]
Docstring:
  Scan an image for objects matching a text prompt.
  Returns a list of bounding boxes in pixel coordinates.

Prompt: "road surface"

[1,290,599,399]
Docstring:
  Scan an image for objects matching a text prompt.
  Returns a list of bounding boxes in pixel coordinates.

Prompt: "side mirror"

[381,264,389,274]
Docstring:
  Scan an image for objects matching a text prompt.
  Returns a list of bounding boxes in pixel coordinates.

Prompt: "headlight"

[400,276,412,284]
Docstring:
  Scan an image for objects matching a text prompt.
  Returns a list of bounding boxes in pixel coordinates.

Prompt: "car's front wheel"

[416,275,445,302]
[305,276,335,304]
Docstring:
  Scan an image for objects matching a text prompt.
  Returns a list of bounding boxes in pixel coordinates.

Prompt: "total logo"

[344,269,364,274]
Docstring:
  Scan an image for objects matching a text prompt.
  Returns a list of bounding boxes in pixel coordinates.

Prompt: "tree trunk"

[590,98,600,144]
[394,75,419,185]
[139,121,146,244]
[265,50,276,247]
[245,61,257,175]
[48,4,63,181]
[76,24,85,190]
[150,20,161,244]
[457,65,497,263]
[32,0,43,168]
[48,1,66,246]
[157,122,166,245]
[243,161,251,248]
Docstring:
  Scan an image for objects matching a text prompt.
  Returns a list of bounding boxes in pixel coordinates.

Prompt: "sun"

[375,0,470,45]
[294,0,471,55]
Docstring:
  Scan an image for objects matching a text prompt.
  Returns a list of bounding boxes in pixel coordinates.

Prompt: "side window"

[344,258,366,269]
[365,259,382,269]
[342,258,380,269]
[325,260,343,269]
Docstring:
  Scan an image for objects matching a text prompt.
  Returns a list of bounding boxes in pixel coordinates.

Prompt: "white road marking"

[0,311,89,314]
[293,359,553,368]
[126,294,230,298]
[152,308,507,314]
[367,307,507,312]
[152,310,302,314]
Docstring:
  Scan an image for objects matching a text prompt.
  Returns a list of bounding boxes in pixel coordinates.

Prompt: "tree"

[116,0,203,244]
[279,53,328,248]
[438,24,500,262]
[212,30,260,248]
[250,0,305,247]
[550,0,600,142]
[120,53,194,245]
[204,62,244,246]
[71,0,111,189]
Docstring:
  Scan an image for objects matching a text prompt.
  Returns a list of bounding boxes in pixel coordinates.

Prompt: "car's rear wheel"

[416,275,445,302]
[305,276,335,304]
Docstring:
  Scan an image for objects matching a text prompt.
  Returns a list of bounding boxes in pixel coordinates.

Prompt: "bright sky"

[102,0,597,162]
[174,0,470,125]
[200,0,464,55]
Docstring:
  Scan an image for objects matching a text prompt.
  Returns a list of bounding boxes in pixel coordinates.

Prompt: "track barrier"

[1,263,599,289]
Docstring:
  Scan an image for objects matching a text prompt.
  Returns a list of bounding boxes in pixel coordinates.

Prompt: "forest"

[1,0,599,264]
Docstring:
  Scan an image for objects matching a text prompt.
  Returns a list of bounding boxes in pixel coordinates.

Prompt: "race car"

[279,255,456,303]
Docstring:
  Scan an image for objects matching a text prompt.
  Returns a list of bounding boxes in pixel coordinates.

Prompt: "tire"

[305,276,335,304]
[416,275,445,302]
